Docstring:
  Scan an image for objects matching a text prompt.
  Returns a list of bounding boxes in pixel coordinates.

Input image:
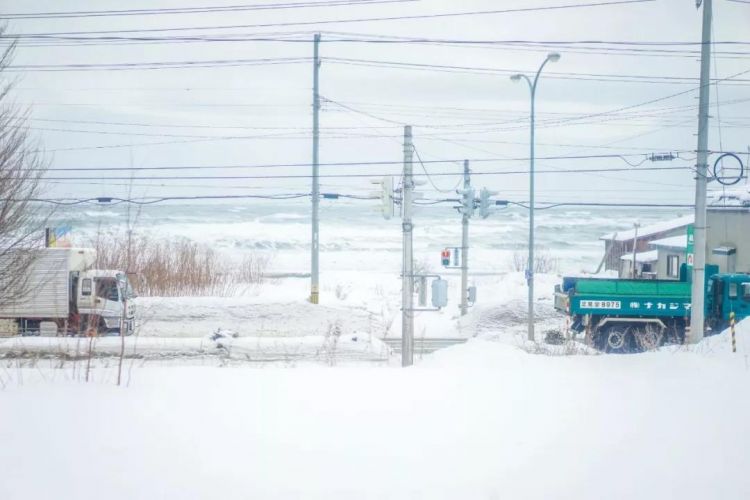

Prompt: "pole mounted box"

[431,278,448,308]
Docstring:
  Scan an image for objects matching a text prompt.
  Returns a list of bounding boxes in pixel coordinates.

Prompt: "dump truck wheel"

[604,327,627,353]
[634,327,662,351]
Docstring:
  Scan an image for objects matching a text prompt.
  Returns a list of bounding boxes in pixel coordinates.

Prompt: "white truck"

[0,247,136,336]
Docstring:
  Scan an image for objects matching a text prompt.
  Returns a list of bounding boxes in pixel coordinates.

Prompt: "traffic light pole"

[460,160,470,316]
[401,125,414,367]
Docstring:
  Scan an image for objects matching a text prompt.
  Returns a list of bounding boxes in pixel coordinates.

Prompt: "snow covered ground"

[1,323,749,500]
[6,204,747,498]
[134,271,563,341]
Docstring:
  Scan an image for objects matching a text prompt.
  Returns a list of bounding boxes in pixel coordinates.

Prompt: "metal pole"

[460,160,470,316]
[310,33,321,304]
[401,125,414,367]
[511,53,559,343]
[418,276,427,307]
[631,223,640,279]
[689,0,712,343]
[528,81,536,342]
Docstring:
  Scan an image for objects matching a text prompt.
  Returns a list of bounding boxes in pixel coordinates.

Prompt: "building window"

[666,255,680,278]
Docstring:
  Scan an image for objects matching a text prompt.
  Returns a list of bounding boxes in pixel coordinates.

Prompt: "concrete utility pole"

[310,33,321,304]
[460,160,471,316]
[401,125,414,367]
[689,0,712,343]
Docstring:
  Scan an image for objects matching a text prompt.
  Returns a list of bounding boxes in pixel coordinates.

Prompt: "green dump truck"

[554,265,750,352]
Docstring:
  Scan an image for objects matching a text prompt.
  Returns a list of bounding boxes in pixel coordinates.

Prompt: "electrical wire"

[506,201,694,209]
[34,152,697,172]
[5,1,657,37]
[36,165,693,181]
[0,1,416,19]
[18,194,311,206]
[326,57,750,86]
[4,57,310,72]
[412,145,463,193]
[18,194,698,210]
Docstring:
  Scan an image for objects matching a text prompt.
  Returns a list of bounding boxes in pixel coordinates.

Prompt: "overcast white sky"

[2,0,749,204]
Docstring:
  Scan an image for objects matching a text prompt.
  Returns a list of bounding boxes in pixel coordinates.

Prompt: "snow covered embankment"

[1,325,749,500]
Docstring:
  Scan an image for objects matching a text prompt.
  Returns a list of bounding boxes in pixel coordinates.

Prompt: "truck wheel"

[604,327,628,353]
[634,327,662,351]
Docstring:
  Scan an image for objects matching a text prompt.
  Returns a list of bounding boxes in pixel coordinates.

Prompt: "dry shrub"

[90,233,268,297]
[235,253,270,284]
[509,249,559,274]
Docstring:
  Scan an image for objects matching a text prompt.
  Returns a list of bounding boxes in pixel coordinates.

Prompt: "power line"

[20,194,310,205]
[12,34,750,64]
[526,66,750,130]
[412,145,463,193]
[35,152,698,172]
[507,201,695,209]
[0,1,415,19]
[37,165,693,181]
[3,1,658,39]
[19,194,699,210]
[326,57,750,85]
[4,57,310,72]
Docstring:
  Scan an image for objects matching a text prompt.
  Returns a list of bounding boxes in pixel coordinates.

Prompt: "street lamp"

[510,52,560,343]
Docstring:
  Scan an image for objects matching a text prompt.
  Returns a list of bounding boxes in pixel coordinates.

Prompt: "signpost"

[686,225,695,270]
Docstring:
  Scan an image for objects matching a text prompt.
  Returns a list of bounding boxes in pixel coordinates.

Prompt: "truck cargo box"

[0,248,95,319]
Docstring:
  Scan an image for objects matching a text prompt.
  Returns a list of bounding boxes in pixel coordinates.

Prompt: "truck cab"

[706,274,750,331]
[76,270,136,335]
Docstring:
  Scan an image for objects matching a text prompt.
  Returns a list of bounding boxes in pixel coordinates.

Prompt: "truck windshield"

[117,273,135,299]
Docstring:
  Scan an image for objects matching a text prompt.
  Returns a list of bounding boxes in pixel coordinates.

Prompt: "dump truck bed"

[556,277,692,318]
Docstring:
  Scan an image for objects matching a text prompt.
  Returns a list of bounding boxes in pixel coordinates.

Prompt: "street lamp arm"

[515,73,533,92]
[532,58,551,93]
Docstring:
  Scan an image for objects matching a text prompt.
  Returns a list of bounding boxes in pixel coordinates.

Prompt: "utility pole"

[310,33,321,304]
[460,160,471,316]
[689,0,712,343]
[401,125,414,367]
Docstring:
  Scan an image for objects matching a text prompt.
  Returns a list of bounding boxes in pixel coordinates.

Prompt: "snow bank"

[2,337,749,500]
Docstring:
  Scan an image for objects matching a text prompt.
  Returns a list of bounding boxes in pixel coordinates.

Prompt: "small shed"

[648,235,687,280]
[619,250,658,279]
[600,215,694,272]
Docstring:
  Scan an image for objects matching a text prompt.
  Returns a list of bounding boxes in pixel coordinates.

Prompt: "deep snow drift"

[1,323,748,500]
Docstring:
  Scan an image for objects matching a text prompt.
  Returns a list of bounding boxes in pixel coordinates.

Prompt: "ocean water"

[51,200,691,276]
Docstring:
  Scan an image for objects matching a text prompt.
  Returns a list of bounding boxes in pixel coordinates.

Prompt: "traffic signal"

[370,176,394,219]
[458,188,475,217]
[479,188,497,219]
[441,248,451,267]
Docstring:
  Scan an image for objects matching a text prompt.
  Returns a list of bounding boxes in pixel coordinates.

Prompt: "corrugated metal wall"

[0,250,70,319]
